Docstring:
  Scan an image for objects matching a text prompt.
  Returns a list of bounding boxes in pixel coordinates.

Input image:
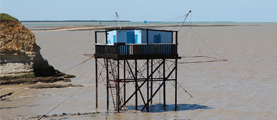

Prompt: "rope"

[38,78,94,120]
[113,13,186,30]
[191,30,202,54]
[36,52,95,119]
[179,21,227,61]
[168,81,193,98]
[177,83,193,97]
[37,55,95,119]
[190,28,220,57]
[147,15,185,27]
[63,55,94,73]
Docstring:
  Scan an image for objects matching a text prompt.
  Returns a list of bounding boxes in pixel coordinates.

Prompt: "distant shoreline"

[24,22,276,32]
[19,20,234,23]
[20,20,277,23]
[29,24,240,32]
[20,20,131,22]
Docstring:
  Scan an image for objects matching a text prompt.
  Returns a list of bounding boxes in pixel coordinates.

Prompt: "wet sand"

[1,23,277,119]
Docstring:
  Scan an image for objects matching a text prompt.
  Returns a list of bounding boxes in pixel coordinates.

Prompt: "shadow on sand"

[126,103,212,112]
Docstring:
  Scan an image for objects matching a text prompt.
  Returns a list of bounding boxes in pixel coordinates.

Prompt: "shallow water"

[1,23,277,119]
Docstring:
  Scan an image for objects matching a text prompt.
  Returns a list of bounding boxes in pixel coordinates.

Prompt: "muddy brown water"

[1,23,277,119]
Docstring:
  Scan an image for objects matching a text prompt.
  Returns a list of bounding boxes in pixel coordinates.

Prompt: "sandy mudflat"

[1,23,277,119]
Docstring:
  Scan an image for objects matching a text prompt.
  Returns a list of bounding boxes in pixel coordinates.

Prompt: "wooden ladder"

[107,59,121,111]
[109,80,120,110]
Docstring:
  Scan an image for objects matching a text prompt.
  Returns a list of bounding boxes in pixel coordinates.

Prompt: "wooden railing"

[95,43,177,56]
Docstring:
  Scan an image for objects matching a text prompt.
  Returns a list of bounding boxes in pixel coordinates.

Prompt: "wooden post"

[176,31,178,51]
[135,59,138,110]
[151,59,153,105]
[95,58,98,108]
[146,29,149,111]
[175,31,178,111]
[175,58,178,111]
[117,60,120,112]
[163,59,166,107]
[95,31,98,109]
[124,60,126,108]
[106,59,109,110]
[146,29,149,45]
[105,30,107,44]
[147,59,149,111]
[95,31,97,43]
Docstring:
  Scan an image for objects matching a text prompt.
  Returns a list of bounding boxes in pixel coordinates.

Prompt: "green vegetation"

[55,70,76,78]
[63,74,76,78]
[0,70,76,81]
[0,72,36,80]
[0,13,19,21]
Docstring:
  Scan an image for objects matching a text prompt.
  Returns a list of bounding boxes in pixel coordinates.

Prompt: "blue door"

[127,32,134,44]
[113,35,116,43]
[154,35,161,43]
[135,35,138,43]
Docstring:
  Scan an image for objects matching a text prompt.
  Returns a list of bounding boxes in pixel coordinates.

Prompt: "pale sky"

[1,0,276,22]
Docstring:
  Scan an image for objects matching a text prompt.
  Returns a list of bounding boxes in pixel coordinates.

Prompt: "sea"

[1,22,277,119]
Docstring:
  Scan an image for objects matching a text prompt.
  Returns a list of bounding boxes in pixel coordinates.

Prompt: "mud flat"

[1,23,277,120]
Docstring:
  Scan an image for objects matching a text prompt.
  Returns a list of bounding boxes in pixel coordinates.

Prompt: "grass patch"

[55,70,76,78]
[0,72,36,80]
[0,13,18,21]
[0,69,75,81]
[29,84,83,89]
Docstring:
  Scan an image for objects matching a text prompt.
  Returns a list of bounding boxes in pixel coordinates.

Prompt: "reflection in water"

[127,103,211,112]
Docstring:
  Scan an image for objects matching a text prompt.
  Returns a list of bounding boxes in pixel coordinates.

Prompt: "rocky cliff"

[0,13,55,76]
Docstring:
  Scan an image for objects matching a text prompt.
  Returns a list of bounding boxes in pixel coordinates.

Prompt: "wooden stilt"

[135,59,138,110]
[95,58,98,108]
[106,59,109,110]
[117,60,120,112]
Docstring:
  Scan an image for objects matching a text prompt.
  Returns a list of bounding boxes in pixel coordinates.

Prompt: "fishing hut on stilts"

[94,27,180,112]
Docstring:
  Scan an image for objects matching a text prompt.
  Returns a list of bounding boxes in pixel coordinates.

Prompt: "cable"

[63,56,94,73]
[38,77,94,120]
[36,52,95,119]
[190,27,220,57]
[191,30,202,54]
[168,81,193,98]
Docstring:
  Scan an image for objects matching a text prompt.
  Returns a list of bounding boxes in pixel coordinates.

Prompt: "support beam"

[175,58,178,111]
[125,60,146,107]
[95,31,98,109]
[141,66,177,111]
[163,59,166,107]
[105,30,107,44]
[151,59,153,105]
[123,60,126,108]
[120,61,164,109]
[106,59,109,110]
[147,59,149,111]
[117,60,120,112]
[135,59,138,110]
[95,58,98,108]
[176,31,178,49]
[175,31,178,111]
[95,31,97,43]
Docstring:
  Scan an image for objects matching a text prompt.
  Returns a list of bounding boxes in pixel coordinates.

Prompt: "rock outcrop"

[0,13,56,76]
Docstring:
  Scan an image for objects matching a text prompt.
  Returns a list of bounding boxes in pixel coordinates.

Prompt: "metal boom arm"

[178,10,191,31]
